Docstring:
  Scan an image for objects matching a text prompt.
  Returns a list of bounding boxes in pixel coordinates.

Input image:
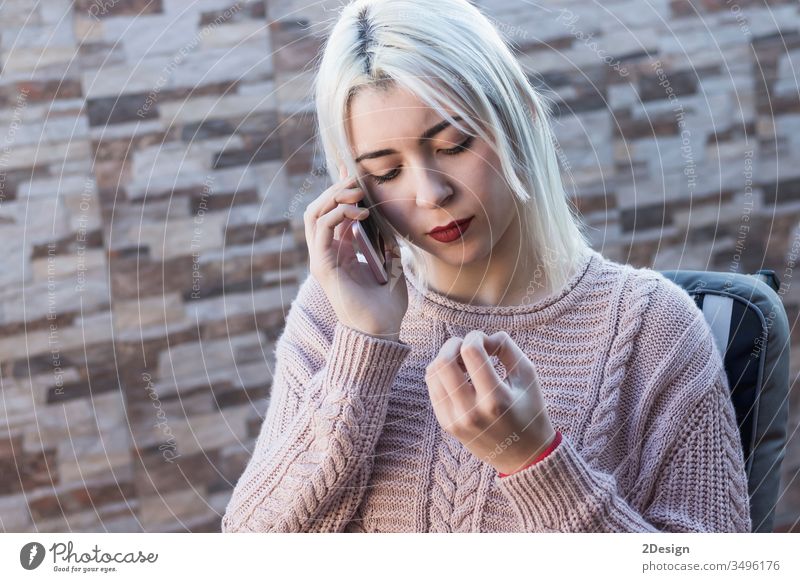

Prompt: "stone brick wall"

[0,0,797,532]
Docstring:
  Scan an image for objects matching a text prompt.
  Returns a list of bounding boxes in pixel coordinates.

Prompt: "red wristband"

[497,431,562,478]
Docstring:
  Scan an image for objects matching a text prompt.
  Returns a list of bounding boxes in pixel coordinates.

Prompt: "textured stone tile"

[73,0,164,19]
[270,18,322,73]
[86,93,158,127]
[140,487,214,529]
[133,405,250,458]
[134,449,221,497]
[186,281,296,323]
[57,430,130,483]
[0,492,32,531]
[113,292,187,331]
[22,392,125,452]
[1,140,91,172]
[1,46,79,75]
[26,471,136,522]
[109,254,196,301]
[159,92,277,127]
[154,331,265,383]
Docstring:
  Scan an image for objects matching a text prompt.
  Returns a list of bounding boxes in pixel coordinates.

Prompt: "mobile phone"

[350,200,389,285]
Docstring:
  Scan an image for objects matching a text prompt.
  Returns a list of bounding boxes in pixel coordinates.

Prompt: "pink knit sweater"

[221,247,752,533]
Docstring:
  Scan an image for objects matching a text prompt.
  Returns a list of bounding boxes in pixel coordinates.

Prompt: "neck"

[422,214,548,307]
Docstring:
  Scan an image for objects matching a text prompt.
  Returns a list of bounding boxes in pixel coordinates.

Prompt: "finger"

[307,188,365,249]
[460,330,505,399]
[315,203,369,257]
[330,217,360,269]
[306,181,363,227]
[484,331,533,385]
[333,215,354,241]
[433,337,476,412]
[424,363,452,424]
[317,204,368,251]
[304,160,361,221]
[336,222,360,268]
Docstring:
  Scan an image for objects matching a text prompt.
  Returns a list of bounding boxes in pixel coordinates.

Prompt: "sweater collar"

[402,246,603,330]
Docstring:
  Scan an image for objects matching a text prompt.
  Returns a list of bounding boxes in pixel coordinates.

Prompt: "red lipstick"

[427,216,474,243]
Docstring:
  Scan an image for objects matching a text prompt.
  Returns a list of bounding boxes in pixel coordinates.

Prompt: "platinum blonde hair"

[312,0,592,297]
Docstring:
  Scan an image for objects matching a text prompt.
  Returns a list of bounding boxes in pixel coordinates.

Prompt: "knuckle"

[460,409,483,430]
[460,340,482,359]
[443,337,462,355]
[483,398,507,418]
[317,211,332,226]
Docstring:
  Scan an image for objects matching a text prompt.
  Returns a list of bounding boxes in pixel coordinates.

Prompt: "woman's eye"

[371,168,400,184]
[369,136,474,185]
[440,135,474,155]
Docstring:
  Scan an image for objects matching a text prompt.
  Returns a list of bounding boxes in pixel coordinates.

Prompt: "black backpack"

[659,267,790,533]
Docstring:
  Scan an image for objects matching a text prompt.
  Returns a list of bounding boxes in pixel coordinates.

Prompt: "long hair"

[312,0,592,296]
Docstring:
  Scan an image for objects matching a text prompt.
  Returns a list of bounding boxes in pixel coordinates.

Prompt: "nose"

[411,163,455,210]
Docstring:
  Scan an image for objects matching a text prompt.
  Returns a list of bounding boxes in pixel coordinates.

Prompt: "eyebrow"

[354,116,464,163]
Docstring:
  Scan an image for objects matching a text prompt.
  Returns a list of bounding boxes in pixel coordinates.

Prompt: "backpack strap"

[701,293,733,356]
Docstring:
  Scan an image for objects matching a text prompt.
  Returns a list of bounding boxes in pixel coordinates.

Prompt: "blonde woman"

[221,0,751,533]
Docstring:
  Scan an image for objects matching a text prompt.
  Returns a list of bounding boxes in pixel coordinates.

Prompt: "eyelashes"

[441,134,475,155]
[370,135,475,185]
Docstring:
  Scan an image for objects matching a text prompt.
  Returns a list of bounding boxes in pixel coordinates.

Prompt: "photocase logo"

[20,542,46,570]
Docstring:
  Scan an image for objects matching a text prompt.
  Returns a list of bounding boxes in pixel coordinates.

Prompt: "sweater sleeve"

[497,431,562,477]
[495,279,752,533]
[220,274,412,532]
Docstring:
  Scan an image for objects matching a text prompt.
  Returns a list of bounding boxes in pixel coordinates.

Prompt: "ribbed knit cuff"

[495,433,620,531]
[497,431,562,477]
[325,321,412,397]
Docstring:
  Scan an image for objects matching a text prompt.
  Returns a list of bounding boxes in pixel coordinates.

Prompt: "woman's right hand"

[302,162,409,342]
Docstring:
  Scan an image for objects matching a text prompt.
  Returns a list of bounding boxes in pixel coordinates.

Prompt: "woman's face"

[346,84,520,268]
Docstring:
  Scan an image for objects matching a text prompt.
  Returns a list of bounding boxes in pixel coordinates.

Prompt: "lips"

[427,216,474,243]
[428,216,474,234]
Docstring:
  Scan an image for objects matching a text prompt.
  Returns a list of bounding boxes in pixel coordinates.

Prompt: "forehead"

[346,85,455,153]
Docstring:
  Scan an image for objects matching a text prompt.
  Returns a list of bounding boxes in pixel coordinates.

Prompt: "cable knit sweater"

[220,247,752,533]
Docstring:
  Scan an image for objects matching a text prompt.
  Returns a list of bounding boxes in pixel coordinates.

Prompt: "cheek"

[374,197,412,236]
[463,144,503,194]
[475,169,517,229]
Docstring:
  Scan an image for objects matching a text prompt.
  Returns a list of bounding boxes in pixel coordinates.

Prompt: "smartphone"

[350,199,389,285]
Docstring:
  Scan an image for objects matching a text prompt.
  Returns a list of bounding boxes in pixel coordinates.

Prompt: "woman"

[221,0,751,533]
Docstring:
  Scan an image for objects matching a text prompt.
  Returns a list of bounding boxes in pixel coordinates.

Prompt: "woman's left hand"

[425,330,557,475]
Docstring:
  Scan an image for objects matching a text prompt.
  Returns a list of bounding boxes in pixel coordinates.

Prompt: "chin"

[437,242,486,266]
